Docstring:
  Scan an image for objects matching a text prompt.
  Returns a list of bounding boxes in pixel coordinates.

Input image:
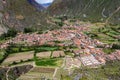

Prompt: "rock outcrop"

[0,65,33,80]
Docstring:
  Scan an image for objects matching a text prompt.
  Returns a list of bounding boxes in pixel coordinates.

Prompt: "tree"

[0,28,17,40]
[24,27,35,33]
[12,61,17,65]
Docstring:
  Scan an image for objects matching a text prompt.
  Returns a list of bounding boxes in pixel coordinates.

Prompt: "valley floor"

[0,20,120,80]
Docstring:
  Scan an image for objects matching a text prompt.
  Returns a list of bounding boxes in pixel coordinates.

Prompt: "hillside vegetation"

[49,0,120,25]
[1,0,59,31]
[0,0,119,31]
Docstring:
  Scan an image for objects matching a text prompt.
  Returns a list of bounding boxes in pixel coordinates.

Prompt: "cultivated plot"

[2,51,34,65]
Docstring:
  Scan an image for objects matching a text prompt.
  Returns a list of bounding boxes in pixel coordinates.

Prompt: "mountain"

[0,0,120,33]
[27,0,45,11]
[0,0,8,34]
[48,0,120,25]
[27,0,53,9]
[0,0,58,32]
[41,3,53,8]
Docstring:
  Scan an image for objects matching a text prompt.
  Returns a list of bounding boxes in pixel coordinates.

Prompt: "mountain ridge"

[27,0,45,11]
[48,0,120,25]
[42,2,52,8]
[0,0,120,33]
[0,0,57,32]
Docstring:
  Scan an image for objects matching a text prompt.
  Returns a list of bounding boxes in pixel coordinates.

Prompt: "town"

[0,22,120,80]
[1,24,120,66]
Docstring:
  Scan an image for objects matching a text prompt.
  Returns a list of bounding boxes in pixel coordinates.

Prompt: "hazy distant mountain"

[41,2,53,8]
[28,0,52,10]
[27,0,45,11]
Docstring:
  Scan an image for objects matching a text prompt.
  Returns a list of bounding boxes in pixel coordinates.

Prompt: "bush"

[24,27,35,33]
[0,28,17,40]
[103,48,115,54]
[58,22,64,26]
[5,44,35,53]
[112,44,120,49]
[12,61,17,65]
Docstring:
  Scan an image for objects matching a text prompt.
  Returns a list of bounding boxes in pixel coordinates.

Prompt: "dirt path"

[106,6,120,24]
[53,68,58,78]
[61,57,66,68]
[6,67,11,80]
[52,57,66,79]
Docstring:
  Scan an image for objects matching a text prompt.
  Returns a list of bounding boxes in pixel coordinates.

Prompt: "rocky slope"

[0,0,8,35]
[49,0,120,25]
[0,14,8,35]
[0,0,58,32]
[0,65,33,80]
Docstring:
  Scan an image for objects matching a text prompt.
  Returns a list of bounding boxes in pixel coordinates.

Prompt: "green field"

[35,58,63,67]
[5,45,35,54]
[85,25,120,45]
[34,45,65,53]
[0,50,5,62]
[35,46,59,52]
[64,51,74,57]
[103,48,116,54]
[0,52,4,61]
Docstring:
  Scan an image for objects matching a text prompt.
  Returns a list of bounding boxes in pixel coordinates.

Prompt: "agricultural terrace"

[36,50,65,59]
[86,25,120,45]
[35,45,62,53]
[51,51,65,58]
[67,60,120,80]
[0,50,5,62]
[18,67,55,80]
[31,67,55,73]
[54,68,69,79]
[2,51,34,65]
[36,51,51,58]
[35,58,63,67]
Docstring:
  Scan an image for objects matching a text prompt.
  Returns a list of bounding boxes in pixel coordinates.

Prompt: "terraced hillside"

[49,0,120,25]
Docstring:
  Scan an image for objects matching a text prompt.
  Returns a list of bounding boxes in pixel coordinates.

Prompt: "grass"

[54,68,69,79]
[0,39,6,44]
[35,45,61,53]
[86,24,120,45]
[61,76,72,80]
[36,47,58,51]
[96,33,117,44]
[0,54,4,60]
[35,58,63,67]
[103,48,116,54]
[65,51,74,57]
[6,45,59,54]
[0,50,5,61]
[6,45,35,54]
